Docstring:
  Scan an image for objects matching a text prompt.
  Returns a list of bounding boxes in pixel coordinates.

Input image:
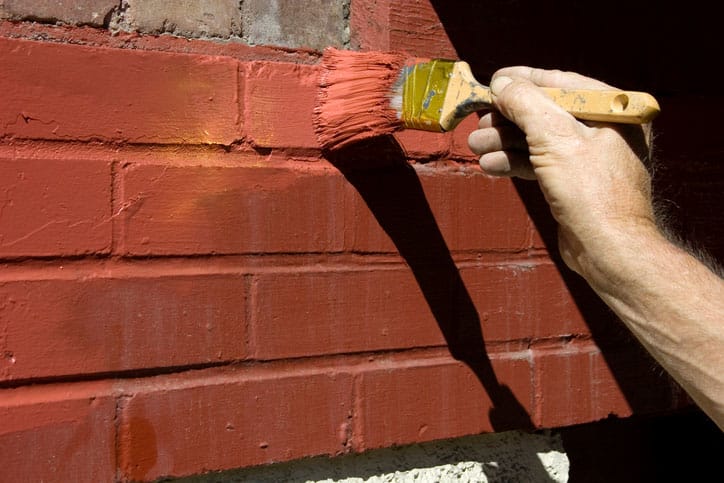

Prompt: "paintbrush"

[313,48,660,151]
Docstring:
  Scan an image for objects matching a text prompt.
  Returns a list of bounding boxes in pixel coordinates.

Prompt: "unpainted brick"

[122,0,242,38]
[0,0,117,27]
[0,157,111,258]
[241,0,350,50]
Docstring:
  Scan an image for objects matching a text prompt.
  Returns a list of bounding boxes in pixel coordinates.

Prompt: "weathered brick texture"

[241,0,350,50]
[0,0,117,27]
[121,0,242,38]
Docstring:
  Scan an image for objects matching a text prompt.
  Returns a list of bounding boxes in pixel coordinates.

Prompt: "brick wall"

[1,1,721,481]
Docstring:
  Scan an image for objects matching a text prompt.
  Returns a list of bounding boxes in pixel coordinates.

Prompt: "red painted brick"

[0,157,111,258]
[349,0,392,50]
[533,342,683,428]
[0,382,116,482]
[244,62,319,149]
[118,366,353,481]
[393,129,450,160]
[459,262,590,341]
[250,262,585,360]
[0,270,246,382]
[118,163,346,255]
[0,37,241,145]
[356,353,533,450]
[346,166,530,253]
[250,267,448,359]
[388,0,457,58]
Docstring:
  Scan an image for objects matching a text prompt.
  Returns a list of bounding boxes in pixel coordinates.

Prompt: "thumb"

[490,75,577,137]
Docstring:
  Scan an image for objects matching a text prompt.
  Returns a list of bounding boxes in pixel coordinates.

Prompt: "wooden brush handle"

[440,62,660,131]
[540,87,660,124]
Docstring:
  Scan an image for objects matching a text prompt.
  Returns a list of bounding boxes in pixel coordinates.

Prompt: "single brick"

[241,0,349,50]
[243,61,320,149]
[119,366,353,481]
[393,130,450,160]
[458,262,590,342]
[118,163,346,255]
[0,382,116,482]
[388,0,456,58]
[0,37,241,145]
[0,271,246,382]
[0,0,117,26]
[349,0,391,50]
[250,267,449,359]
[0,157,111,258]
[123,0,242,38]
[356,353,533,450]
[533,342,683,428]
[345,166,530,253]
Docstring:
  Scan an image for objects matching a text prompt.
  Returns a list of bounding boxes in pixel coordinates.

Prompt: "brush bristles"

[314,48,407,151]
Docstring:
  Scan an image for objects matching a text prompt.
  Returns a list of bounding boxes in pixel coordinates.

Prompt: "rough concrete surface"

[169,430,569,482]
[241,0,349,50]
[120,0,242,38]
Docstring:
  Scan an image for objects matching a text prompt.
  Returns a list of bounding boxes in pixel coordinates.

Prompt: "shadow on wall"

[325,136,557,483]
[429,0,724,416]
[328,136,534,433]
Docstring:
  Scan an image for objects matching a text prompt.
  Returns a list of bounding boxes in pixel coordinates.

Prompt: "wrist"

[571,219,665,289]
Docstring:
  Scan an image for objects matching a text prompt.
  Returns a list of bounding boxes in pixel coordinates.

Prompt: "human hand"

[467,66,657,275]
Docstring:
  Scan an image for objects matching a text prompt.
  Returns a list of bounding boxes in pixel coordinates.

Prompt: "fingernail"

[490,76,513,95]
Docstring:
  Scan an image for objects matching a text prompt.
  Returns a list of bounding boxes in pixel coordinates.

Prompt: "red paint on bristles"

[313,48,408,151]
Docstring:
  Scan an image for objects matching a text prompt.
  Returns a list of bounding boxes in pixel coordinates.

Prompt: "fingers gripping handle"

[540,88,660,124]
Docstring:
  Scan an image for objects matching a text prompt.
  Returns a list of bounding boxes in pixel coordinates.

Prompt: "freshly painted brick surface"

[0,37,241,144]
[250,267,447,359]
[118,366,354,481]
[0,157,111,258]
[1,1,720,480]
[243,61,320,149]
[0,382,116,482]
[117,163,347,255]
[0,270,246,382]
[345,167,530,253]
[532,342,684,428]
[356,353,533,450]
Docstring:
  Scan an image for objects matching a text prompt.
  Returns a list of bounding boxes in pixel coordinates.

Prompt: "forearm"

[578,223,724,430]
